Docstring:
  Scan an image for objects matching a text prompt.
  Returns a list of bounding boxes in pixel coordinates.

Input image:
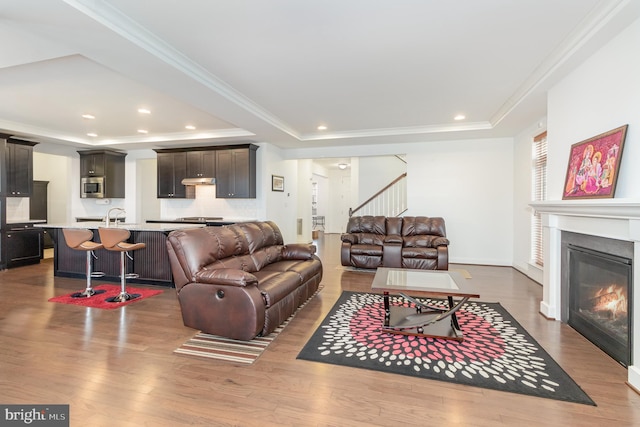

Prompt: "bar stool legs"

[62,229,106,298]
[108,250,140,303]
[98,227,146,303]
[74,250,106,298]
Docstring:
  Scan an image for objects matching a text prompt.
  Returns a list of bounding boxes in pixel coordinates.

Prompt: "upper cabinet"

[155,144,257,199]
[6,139,37,197]
[78,150,126,198]
[186,150,216,178]
[156,151,191,198]
[215,145,257,199]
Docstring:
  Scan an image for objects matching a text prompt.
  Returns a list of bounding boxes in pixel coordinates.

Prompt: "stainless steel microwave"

[81,176,105,198]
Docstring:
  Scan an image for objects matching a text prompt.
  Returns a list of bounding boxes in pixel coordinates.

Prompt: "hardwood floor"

[1,233,639,426]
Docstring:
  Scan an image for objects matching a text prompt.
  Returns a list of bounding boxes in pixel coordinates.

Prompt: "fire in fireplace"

[567,244,632,366]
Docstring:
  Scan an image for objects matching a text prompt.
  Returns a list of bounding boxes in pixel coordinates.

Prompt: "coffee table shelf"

[371,268,479,341]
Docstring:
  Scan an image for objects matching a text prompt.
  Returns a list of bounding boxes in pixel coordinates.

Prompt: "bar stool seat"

[62,228,106,298]
[98,227,146,303]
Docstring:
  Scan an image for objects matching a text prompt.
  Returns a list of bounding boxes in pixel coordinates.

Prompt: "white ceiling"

[1,0,638,153]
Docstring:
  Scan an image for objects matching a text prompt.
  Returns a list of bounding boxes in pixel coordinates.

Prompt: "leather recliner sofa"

[166,221,323,341]
[340,215,449,270]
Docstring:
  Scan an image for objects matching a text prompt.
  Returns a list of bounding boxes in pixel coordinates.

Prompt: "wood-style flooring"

[1,233,639,426]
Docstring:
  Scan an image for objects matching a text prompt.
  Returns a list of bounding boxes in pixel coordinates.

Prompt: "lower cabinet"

[6,229,42,268]
[52,228,173,286]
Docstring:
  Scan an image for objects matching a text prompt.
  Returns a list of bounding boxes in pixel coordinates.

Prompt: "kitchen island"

[39,222,205,287]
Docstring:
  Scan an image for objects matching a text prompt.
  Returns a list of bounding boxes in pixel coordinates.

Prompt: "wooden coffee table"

[371,268,480,341]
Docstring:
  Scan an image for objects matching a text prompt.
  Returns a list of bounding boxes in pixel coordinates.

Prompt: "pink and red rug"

[48,284,163,309]
[297,291,595,405]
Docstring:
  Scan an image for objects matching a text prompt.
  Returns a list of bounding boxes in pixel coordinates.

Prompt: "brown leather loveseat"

[166,221,323,340]
[341,215,449,270]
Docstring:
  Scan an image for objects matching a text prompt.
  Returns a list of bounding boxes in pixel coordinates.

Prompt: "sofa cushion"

[262,258,323,283]
[258,271,303,307]
[234,221,283,254]
[401,216,446,237]
[402,247,438,259]
[355,233,386,246]
[204,254,257,272]
[346,215,386,234]
[251,245,284,271]
[350,243,383,256]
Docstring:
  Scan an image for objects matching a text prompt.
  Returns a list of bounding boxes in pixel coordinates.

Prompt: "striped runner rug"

[174,286,322,364]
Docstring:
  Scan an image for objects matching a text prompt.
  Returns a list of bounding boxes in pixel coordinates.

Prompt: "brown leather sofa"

[166,221,323,341]
[340,216,449,270]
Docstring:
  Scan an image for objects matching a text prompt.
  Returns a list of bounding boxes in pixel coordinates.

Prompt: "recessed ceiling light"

[138,108,151,114]
[137,129,148,134]
[454,114,466,121]
[317,125,327,131]
[185,125,196,130]
[87,132,98,137]
[82,114,95,119]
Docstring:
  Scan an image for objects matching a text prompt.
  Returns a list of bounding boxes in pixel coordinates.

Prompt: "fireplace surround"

[531,200,640,391]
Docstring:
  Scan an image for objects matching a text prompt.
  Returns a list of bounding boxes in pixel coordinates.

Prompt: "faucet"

[105,208,126,227]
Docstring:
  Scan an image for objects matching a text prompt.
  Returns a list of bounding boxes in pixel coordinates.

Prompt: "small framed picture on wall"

[272,175,284,192]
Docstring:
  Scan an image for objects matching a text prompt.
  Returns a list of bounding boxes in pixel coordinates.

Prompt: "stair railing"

[349,173,407,217]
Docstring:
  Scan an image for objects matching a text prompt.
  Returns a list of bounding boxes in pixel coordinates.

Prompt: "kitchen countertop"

[6,219,48,225]
[36,222,206,232]
[146,217,257,224]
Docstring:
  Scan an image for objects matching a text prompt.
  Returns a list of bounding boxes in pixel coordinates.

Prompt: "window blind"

[532,131,547,267]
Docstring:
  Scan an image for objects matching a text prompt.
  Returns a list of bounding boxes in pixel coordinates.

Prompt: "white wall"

[547,17,640,200]
[33,152,71,224]
[261,143,300,243]
[405,138,514,265]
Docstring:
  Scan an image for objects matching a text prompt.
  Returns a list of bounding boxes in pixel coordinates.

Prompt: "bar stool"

[61,229,106,298]
[98,227,146,303]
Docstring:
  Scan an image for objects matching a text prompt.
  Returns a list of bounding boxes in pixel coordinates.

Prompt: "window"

[532,131,547,266]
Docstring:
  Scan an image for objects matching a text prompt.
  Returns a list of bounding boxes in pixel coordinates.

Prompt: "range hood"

[181,177,216,186]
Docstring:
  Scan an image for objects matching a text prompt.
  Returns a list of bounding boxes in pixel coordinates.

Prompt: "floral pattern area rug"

[297,291,595,406]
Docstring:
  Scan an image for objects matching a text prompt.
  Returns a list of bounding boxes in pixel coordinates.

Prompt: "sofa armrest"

[283,243,317,260]
[341,234,357,244]
[384,234,403,244]
[433,237,450,247]
[195,268,259,287]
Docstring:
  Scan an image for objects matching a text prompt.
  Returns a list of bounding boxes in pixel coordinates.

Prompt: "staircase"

[349,173,407,217]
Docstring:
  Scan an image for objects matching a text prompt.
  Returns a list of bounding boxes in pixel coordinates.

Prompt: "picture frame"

[562,124,628,199]
[272,175,284,192]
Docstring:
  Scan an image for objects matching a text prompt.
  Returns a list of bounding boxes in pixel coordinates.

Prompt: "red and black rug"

[297,291,595,406]
[48,284,163,309]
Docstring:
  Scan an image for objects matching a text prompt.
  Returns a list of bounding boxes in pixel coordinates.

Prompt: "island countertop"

[37,222,206,232]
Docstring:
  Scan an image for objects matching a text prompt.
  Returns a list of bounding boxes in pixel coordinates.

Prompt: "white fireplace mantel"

[530,199,640,391]
[531,199,640,220]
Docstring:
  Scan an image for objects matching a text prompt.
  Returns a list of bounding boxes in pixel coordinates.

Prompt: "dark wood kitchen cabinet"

[186,150,216,178]
[79,150,126,176]
[215,145,257,198]
[78,150,126,198]
[6,140,36,197]
[5,226,43,268]
[80,152,105,176]
[156,151,192,198]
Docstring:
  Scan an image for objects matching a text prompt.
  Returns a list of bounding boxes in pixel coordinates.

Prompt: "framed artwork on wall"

[272,175,284,192]
[562,124,628,199]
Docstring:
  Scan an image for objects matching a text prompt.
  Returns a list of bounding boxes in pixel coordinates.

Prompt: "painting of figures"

[563,125,628,199]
